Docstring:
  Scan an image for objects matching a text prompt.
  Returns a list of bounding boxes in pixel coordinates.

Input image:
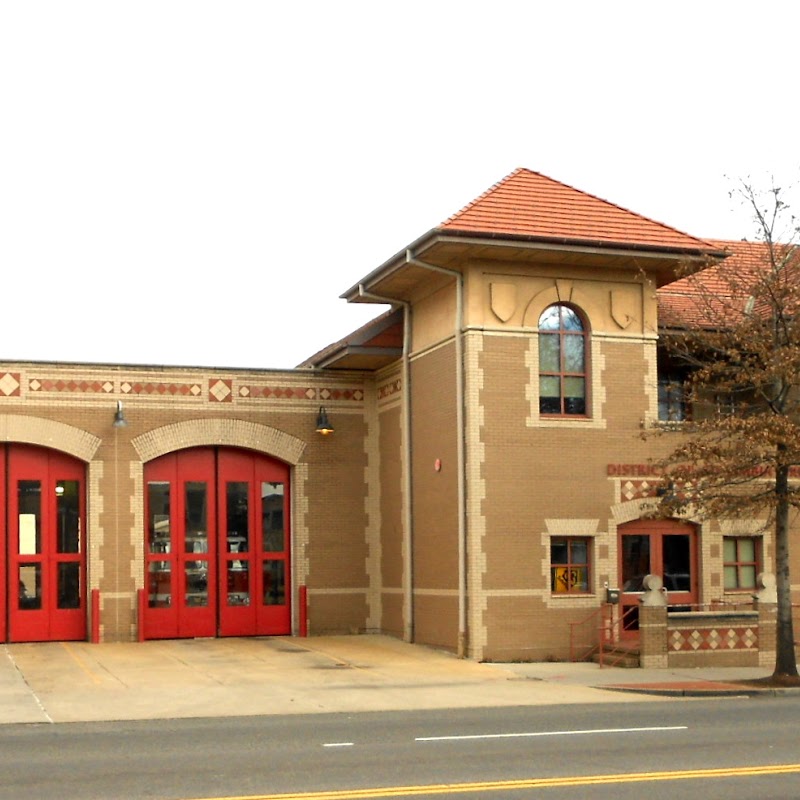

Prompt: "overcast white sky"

[2,2,798,370]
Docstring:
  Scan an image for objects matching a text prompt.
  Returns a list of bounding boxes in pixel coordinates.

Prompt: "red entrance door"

[144,448,217,639]
[143,447,290,640]
[5,445,87,643]
[618,519,698,636]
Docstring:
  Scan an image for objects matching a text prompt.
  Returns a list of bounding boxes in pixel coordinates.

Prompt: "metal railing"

[571,599,800,667]
[568,604,638,667]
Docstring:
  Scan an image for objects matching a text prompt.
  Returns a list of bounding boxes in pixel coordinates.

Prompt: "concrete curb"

[602,683,800,698]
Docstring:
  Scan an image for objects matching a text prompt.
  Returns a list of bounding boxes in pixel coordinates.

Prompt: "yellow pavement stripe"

[186,763,800,800]
[60,642,103,685]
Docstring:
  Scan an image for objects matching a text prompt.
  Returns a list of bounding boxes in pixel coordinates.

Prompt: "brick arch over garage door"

[0,415,101,462]
[130,419,310,637]
[131,419,307,465]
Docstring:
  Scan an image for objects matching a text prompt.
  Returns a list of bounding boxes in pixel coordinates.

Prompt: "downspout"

[358,285,414,642]
[405,251,468,659]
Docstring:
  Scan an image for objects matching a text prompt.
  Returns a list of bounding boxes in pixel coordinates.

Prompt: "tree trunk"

[773,461,799,679]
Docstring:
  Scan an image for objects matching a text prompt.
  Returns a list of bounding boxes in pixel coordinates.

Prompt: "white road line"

[416,725,688,742]
[323,742,355,748]
[3,646,54,724]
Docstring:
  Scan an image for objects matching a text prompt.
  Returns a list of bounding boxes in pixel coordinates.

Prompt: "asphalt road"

[2,697,800,799]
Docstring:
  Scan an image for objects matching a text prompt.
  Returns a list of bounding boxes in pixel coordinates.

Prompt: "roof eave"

[312,345,403,370]
[340,228,440,302]
[438,227,727,259]
[342,229,726,303]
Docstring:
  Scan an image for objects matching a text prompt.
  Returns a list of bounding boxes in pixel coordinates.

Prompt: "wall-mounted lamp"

[113,400,128,428]
[315,406,334,435]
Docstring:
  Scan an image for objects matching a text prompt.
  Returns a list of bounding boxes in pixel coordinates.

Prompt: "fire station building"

[0,169,785,661]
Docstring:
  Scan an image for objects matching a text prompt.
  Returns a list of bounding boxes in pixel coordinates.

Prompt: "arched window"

[538,304,587,416]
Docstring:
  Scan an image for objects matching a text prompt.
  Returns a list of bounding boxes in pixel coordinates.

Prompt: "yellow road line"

[185,763,800,800]
[60,642,103,685]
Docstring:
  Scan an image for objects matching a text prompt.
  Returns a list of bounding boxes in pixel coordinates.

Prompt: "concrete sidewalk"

[0,635,788,725]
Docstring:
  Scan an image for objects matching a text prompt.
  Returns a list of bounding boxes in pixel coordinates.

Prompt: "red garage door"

[1,445,87,643]
[143,447,291,640]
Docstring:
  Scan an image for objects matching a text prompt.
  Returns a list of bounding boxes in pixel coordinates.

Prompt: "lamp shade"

[315,406,334,435]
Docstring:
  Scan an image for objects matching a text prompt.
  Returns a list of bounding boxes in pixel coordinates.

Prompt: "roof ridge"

[441,167,716,251]
[440,167,526,226]
[533,171,716,251]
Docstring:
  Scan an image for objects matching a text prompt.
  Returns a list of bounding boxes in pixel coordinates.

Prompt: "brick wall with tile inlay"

[0,363,371,641]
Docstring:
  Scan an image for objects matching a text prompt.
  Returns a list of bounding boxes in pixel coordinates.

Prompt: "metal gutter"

[341,231,725,303]
[357,285,414,643]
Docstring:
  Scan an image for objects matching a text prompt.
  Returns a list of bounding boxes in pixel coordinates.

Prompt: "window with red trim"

[538,304,587,416]
[723,536,760,590]
[550,537,591,594]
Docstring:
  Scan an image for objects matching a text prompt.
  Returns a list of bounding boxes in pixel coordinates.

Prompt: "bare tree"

[654,179,800,682]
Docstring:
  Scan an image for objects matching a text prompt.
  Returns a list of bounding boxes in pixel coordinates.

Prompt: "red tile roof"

[440,168,716,253]
[297,308,403,369]
[657,239,795,328]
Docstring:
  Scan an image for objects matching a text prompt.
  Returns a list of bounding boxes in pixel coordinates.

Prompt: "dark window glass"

[662,535,691,592]
[148,561,171,608]
[227,482,249,553]
[621,535,650,592]
[227,560,250,606]
[550,537,591,593]
[262,482,285,552]
[19,563,42,609]
[185,482,208,554]
[658,374,687,421]
[148,482,171,554]
[57,563,81,609]
[263,560,286,605]
[56,480,80,553]
[184,561,209,607]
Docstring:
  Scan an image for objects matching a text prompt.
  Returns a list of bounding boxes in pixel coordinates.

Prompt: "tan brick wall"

[476,328,665,661]
[639,606,668,668]
[304,411,369,608]
[381,591,404,639]
[307,591,369,635]
[409,344,459,650]
[465,332,487,657]
[758,602,777,667]
[413,593,458,650]
[363,380,382,632]
[482,595,604,661]
[378,406,402,591]
[0,363,371,641]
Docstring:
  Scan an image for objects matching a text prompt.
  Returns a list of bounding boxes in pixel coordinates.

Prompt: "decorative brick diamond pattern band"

[378,379,402,400]
[0,373,21,396]
[4,369,366,407]
[121,381,203,396]
[669,626,758,651]
[620,480,658,502]
[239,386,317,399]
[29,378,112,394]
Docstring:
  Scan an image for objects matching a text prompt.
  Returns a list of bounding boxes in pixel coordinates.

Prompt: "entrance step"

[591,642,641,668]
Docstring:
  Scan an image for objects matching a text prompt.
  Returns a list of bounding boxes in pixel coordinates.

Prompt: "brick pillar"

[756,601,777,668]
[639,605,668,668]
